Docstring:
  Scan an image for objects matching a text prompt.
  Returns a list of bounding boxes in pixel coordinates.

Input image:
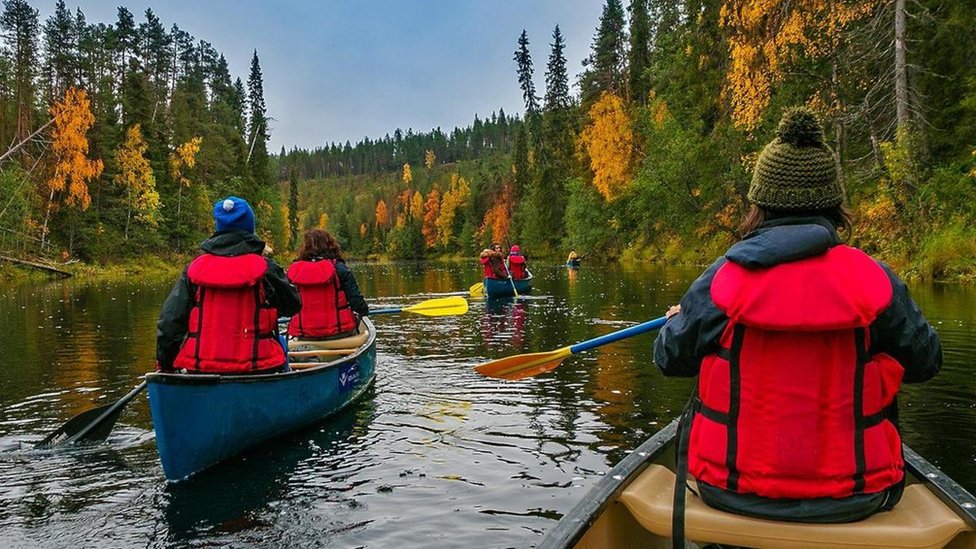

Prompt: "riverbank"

[0,254,186,285]
[4,229,976,285]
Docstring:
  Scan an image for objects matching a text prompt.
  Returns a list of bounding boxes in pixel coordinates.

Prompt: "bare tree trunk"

[865,98,886,172]
[831,58,847,188]
[894,0,909,131]
[40,187,56,247]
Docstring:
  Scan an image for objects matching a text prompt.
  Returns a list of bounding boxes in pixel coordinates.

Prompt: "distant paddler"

[566,250,583,268]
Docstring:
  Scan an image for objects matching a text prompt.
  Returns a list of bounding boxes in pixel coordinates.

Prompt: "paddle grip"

[369,308,402,315]
[569,316,668,354]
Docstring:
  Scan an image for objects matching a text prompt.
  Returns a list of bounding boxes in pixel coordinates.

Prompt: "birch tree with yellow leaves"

[169,136,202,223]
[115,124,159,240]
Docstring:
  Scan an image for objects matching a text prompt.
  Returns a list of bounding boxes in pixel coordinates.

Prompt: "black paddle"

[36,381,147,448]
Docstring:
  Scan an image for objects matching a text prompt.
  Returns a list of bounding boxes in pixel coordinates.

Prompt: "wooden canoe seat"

[619,464,974,549]
[288,321,369,352]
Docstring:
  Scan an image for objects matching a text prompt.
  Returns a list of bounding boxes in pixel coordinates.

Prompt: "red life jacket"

[689,245,904,500]
[481,256,504,279]
[508,254,527,279]
[287,259,357,338]
[174,253,284,373]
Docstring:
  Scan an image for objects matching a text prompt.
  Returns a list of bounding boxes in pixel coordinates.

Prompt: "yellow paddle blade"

[469,282,485,297]
[402,295,469,316]
[475,346,573,381]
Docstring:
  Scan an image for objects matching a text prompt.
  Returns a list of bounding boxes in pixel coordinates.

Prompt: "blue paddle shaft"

[569,316,668,354]
[369,307,402,315]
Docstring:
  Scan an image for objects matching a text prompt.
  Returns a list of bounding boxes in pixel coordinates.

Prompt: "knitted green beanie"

[748,107,843,211]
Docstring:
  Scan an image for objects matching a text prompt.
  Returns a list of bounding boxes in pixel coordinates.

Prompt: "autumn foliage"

[480,183,515,244]
[374,198,390,228]
[422,188,441,248]
[115,124,159,234]
[47,87,103,211]
[720,0,882,129]
[580,91,633,200]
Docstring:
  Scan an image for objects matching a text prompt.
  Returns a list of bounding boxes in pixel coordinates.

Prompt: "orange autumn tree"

[424,150,436,169]
[374,198,390,229]
[480,183,515,244]
[579,91,633,200]
[42,87,104,243]
[721,0,882,129]
[169,136,202,222]
[422,188,441,249]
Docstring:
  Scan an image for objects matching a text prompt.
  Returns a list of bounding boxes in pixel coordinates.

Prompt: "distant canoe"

[540,418,976,549]
[484,274,533,298]
[147,318,377,481]
[566,259,581,268]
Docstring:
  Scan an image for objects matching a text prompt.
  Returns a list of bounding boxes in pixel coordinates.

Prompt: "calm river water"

[0,260,974,548]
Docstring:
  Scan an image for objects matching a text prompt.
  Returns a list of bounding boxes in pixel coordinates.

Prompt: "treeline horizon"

[287,0,976,281]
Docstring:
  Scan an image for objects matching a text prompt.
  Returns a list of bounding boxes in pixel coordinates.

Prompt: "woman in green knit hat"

[653,108,942,529]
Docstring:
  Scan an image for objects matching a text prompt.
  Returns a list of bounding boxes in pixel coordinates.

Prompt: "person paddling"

[654,108,942,525]
[507,244,528,280]
[286,229,368,340]
[480,243,507,279]
[156,196,301,374]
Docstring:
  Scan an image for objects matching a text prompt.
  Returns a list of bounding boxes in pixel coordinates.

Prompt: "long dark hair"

[297,229,344,261]
[738,204,854,239]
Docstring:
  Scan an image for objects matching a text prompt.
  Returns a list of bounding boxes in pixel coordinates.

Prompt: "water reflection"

[162,400,375,546]
[0,262,974,548]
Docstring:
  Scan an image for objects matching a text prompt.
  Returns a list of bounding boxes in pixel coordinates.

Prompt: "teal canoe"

[484,273,533,298]
[146,318,376,481]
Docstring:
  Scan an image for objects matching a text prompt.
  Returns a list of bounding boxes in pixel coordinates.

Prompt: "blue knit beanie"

[213,196,255,233]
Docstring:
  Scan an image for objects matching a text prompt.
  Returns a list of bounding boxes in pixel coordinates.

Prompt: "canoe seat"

[288,320,369,352]
[619,464,974,549]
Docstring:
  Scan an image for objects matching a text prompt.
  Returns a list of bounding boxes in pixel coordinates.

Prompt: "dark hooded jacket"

[653,216,941,383]
[653,216,941,522]
[155,232,302,371]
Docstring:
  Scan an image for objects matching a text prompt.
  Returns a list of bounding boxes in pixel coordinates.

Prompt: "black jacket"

[307,257,368,319]
[653,216,942,383]
[155,232,302,371]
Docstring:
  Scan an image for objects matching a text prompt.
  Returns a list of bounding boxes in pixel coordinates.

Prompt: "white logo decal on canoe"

[339,362,360,393]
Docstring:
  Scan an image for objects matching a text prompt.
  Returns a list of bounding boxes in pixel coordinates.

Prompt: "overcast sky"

[39,1,604,151]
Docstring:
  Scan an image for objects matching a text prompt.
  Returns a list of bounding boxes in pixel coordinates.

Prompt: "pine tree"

[0,0,39,144]
[288,169,299,248]
[580,0,627,106]
[544,26,571,113]
[138,9,170,94]
[513,30,539,114]
[627,0,651,103]
[42,0,75,105]
[246,50,269,189]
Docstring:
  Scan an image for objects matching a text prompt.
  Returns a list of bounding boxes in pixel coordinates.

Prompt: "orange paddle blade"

[475,347,573,381]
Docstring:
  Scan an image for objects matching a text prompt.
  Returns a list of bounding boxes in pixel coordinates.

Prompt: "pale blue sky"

[40,1,604,150]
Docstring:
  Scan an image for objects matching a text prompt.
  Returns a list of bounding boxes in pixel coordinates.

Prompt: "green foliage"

[564,178,615,256]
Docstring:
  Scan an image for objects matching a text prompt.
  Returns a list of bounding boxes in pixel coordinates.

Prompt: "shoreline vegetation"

[0,1,973,285]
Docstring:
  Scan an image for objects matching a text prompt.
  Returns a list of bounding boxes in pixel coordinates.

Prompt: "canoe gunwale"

[904,445,976,529]
[146,317,376,386]
[538,420,678,549]
[540,418,976,548]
